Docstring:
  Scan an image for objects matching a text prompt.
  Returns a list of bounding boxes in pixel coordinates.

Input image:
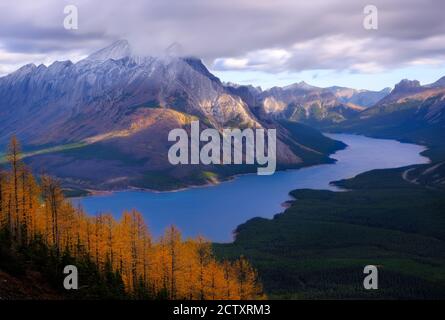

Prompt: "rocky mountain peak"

[393,79,421,93]
[9,63,36,78]
[86,39,132,62]
[283,81,318,91]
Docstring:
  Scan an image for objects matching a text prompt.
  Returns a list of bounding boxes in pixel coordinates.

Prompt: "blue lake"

[75,134,430,242]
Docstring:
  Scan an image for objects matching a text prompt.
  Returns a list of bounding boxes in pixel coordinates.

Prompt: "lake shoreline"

[70,134,347,198]
[75,133,430,242]
[72,159,340,199]
[71,132,431,199]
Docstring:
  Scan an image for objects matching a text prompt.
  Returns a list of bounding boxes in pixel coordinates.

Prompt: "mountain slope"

[0,40,345,191]
[0,41,259,147]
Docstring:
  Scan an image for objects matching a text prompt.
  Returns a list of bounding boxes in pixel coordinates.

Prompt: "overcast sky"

[1,0,445,90]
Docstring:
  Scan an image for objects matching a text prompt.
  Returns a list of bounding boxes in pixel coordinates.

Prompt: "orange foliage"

[0,137,264,300]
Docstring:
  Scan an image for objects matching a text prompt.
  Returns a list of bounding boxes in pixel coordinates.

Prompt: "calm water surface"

[75,134,429,242]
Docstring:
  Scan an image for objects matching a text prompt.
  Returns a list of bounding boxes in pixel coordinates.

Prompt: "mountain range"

[1,40,444,191]
[226,81,390,125]
[0,41,343,191]
[226,71,445,163]
[333,77,445,163]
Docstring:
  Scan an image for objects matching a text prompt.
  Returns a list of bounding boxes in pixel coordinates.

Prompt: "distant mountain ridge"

[360,78,445,125]
[225,81,390,125]
[333,77,445,164]
[325,86,391,107]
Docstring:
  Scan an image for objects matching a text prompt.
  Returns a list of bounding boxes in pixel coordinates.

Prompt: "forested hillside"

[0,137,264,300]
[215,167,445,299]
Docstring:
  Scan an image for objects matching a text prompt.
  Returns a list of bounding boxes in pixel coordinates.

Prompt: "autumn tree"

[233,256,264,299]
[195,236,212,299]
[6,136,22,241]
[40,175,64,253]
[0,137,264,300]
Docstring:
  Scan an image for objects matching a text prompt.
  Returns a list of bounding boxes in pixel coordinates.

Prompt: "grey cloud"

[0,0,444,74]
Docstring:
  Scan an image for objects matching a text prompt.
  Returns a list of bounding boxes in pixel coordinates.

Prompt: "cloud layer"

[1,0,444,75]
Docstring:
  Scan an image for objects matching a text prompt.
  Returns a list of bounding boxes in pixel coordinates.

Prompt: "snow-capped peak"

[86,39,132,62]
